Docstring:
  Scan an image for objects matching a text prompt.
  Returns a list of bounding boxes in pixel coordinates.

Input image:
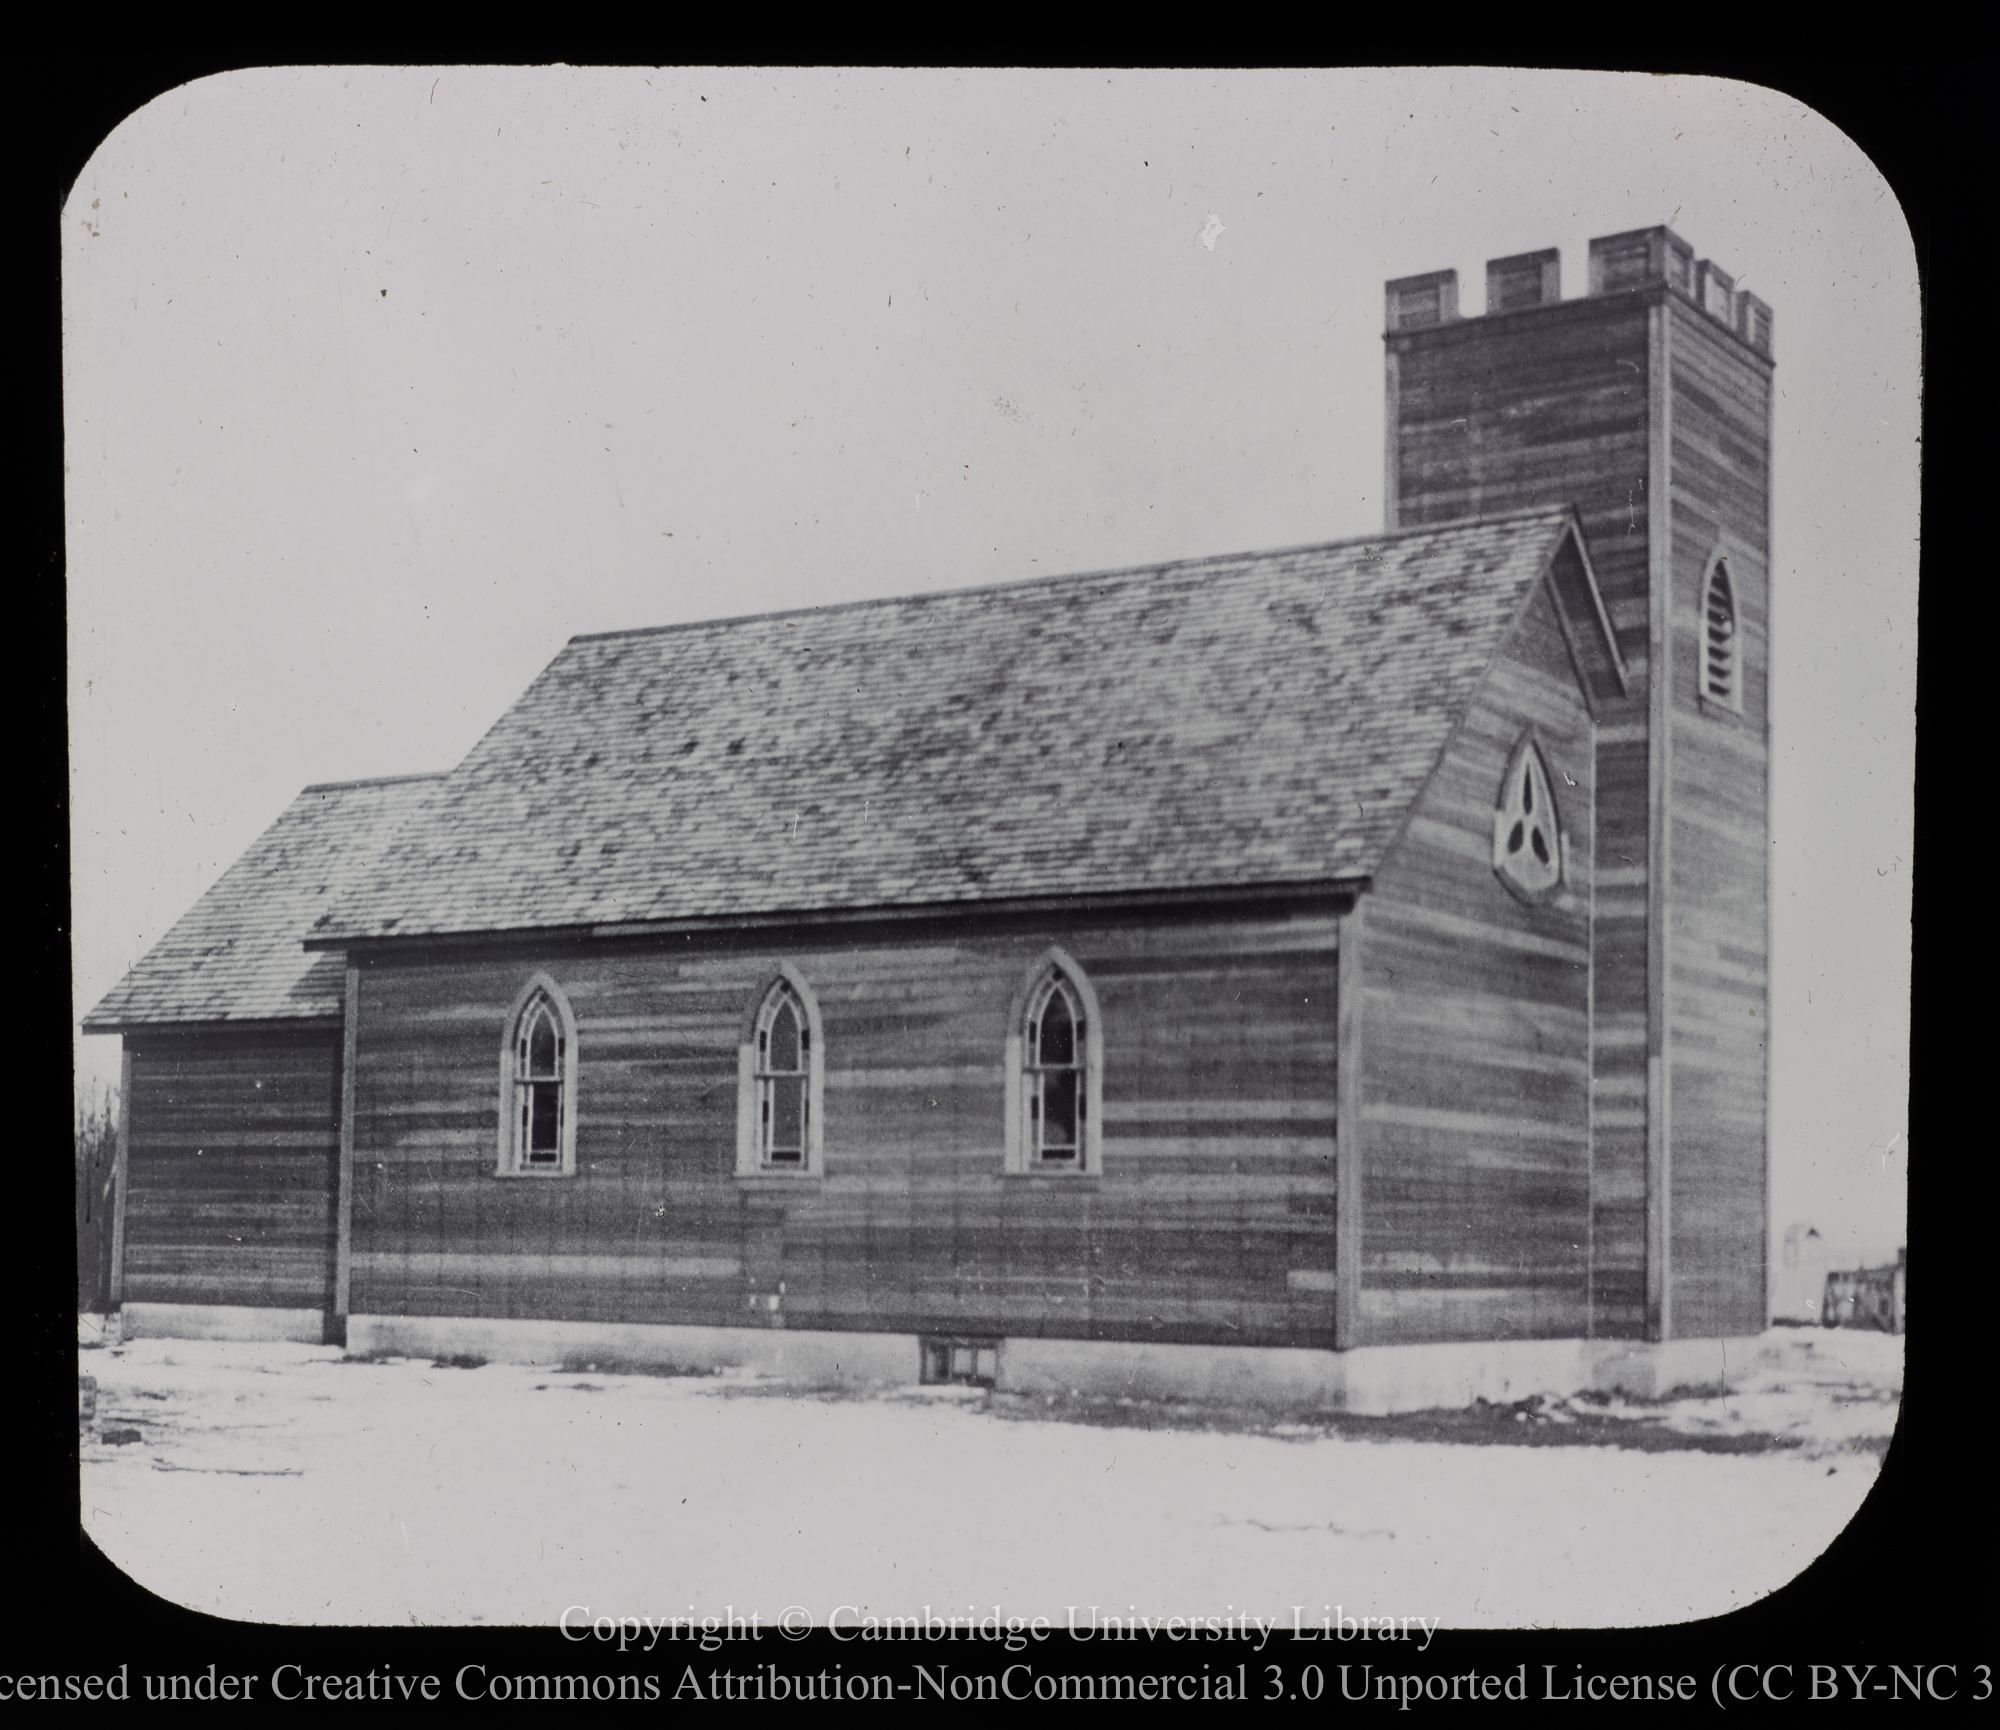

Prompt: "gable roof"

[83,774,443,1031]
[309,508,1590,946]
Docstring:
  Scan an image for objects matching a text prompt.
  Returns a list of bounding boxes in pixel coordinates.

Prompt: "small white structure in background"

[1773,1225,1906,1333]
[1772,1222,1833,1324]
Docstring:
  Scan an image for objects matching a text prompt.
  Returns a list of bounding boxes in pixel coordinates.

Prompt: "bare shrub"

[76,1082,120,1313]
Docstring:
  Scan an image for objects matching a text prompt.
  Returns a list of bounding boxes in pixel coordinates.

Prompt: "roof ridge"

[299,772,450,795]
[566,508,1577,646]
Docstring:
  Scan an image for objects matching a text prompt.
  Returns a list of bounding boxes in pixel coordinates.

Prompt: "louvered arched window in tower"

[1703,559,1743,712]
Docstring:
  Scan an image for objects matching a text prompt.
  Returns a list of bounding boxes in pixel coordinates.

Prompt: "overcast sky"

[65,66,1916,1259]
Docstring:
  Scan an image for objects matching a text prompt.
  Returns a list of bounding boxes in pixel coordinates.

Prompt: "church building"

[84,225,1774,1412]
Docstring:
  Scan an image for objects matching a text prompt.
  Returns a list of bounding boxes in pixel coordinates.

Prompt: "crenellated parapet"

[1386,226,1772,357]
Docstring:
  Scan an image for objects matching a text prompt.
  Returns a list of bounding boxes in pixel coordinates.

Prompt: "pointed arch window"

[1005,952,1103,1175]
[1025,975,1084,1163]
[1492,732,1565,904]
[1702,559,1743,711]
[497,977,578,1176]
[736,970,825,1177]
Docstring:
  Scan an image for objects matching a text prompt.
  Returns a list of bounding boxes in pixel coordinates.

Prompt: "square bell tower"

[1383,227,1775,1341]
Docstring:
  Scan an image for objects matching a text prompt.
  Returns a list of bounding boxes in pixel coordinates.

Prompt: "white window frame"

[736,966,825,1178]
[1700,556,1745,714]
[495,973,579,1176]
[1492,730,1567,906]
[1003,948,1104,1176]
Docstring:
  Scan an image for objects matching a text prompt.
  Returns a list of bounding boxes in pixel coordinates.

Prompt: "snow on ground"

[1581,1330,1902,1454]
[77,1326,1897,1632]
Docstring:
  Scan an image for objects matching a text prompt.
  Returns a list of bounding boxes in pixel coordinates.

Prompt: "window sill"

[734,1169,824,1188]
[1002,1169,1100,1187]
[492,1166,575,1179]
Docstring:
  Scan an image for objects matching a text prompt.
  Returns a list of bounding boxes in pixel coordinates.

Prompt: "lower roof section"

[83,774,442,1033]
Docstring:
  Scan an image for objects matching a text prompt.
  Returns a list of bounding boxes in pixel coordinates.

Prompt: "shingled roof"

[307,508,1588,945]
[83,774,443,1031]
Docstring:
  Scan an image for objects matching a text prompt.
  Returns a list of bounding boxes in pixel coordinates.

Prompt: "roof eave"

[312,875,1376,953]
[80,1011,345,1037]
[1554,512,1631,699]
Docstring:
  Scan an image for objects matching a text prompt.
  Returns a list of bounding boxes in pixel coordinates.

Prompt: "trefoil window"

[1492,733,1564,903]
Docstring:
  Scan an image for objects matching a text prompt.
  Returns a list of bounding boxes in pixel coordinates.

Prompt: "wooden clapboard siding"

[1357,575,1597,1344]
[121,1029,343,1310]
[347,904,1341,1348]
[1663,298,1772,1336]
[1388,298,1655,1339]
[1588,704,1653,1339]
[1386,281,1775,1341]
[1388,297,1653,676]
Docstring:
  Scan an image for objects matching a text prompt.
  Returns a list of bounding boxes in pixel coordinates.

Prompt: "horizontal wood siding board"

[1664,300,1771,1339]
[122,1031,342,1311]
[349,911,1338,1345]
[1386,293,1664,1345]
[1358,577,1595,1345]
[1390,301,1652,669]
[1359,1286,1591,1344]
